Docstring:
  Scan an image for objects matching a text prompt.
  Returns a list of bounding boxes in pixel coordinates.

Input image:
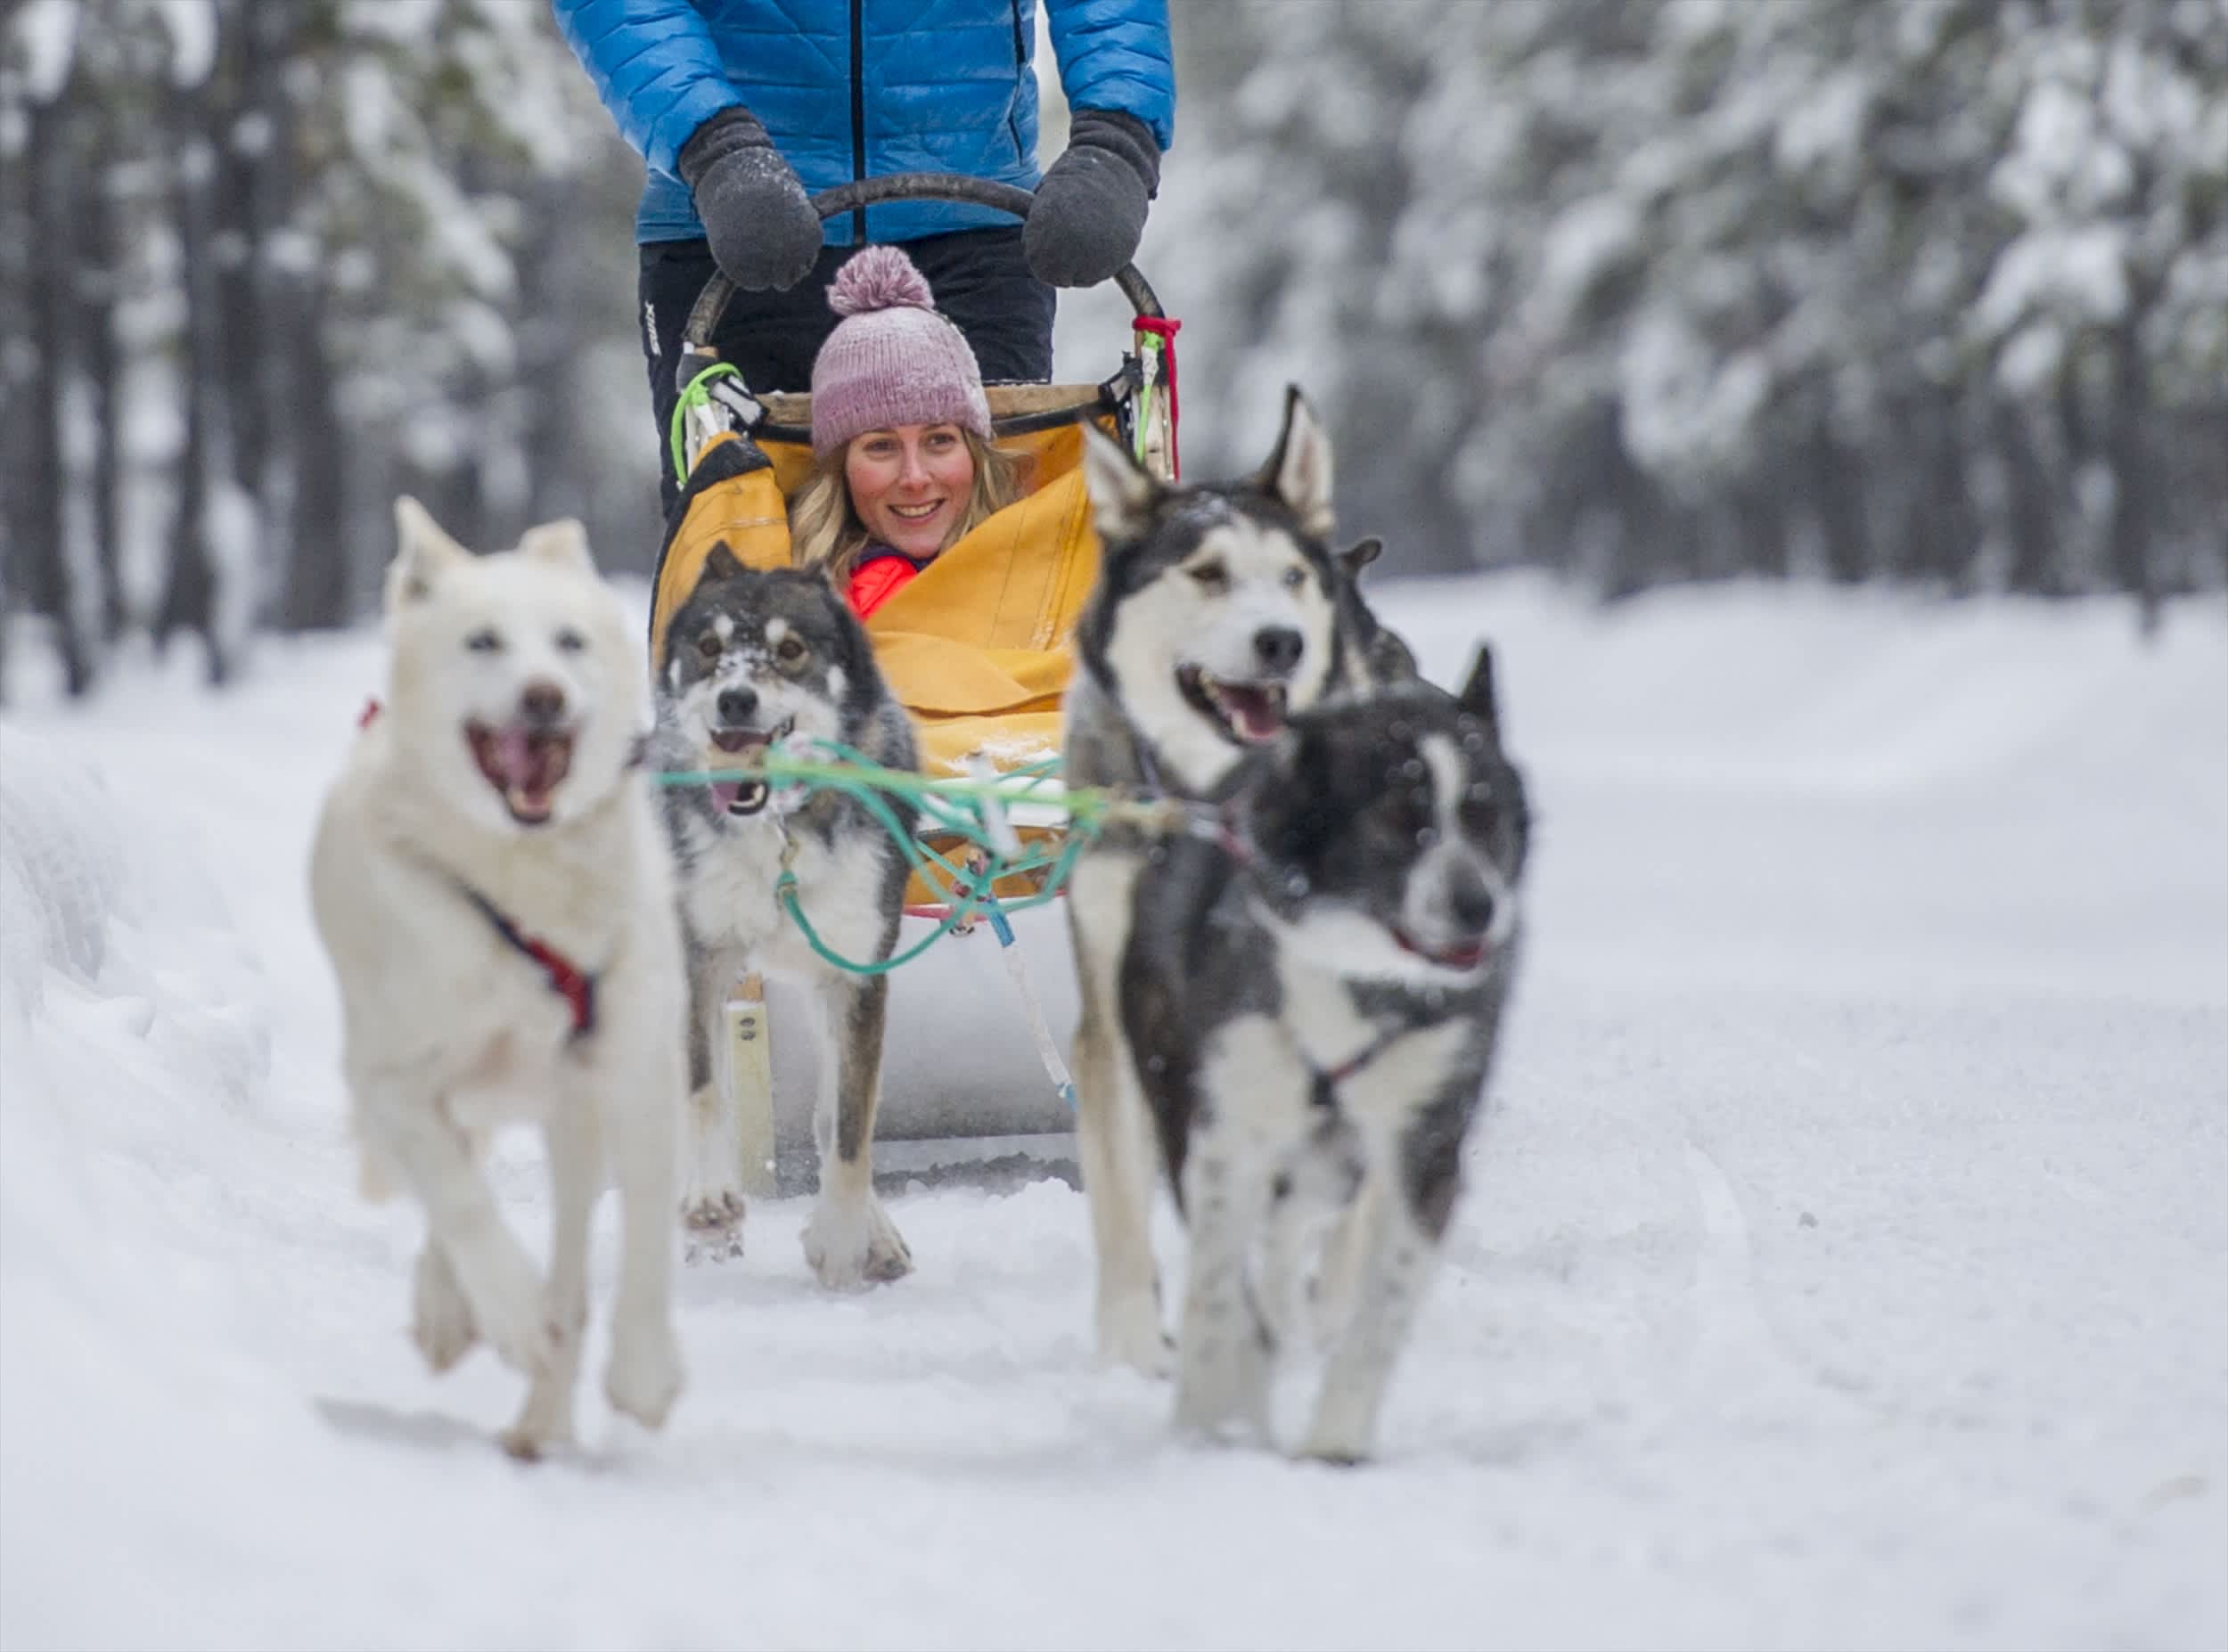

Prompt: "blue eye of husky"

[553,626,586,654]
[465,627,503,653]
[1281,566,1306,590]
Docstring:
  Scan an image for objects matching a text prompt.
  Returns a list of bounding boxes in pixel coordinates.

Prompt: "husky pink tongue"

[1224,688,1282,740]
[709,729,770,812]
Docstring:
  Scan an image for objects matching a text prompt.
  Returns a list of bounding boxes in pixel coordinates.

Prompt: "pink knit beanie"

[809,247,993,458]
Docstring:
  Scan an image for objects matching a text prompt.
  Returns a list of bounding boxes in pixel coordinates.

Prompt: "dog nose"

[717,685,758,724]
[1446,862,1496,936]
[519,681,567,726]
[1253,626,1304,674]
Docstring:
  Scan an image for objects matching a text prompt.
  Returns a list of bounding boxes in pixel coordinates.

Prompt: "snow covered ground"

[3,575,2224,1652]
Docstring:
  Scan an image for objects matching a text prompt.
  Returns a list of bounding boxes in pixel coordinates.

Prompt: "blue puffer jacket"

[552,0,1175,247]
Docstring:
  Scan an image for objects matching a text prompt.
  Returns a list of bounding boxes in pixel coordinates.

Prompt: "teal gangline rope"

[651,741,1128,977]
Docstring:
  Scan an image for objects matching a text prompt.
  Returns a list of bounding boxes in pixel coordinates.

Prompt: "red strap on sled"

[1132,315,1182,479]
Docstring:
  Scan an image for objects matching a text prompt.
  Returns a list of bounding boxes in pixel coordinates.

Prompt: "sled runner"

[648,175,1178,1184]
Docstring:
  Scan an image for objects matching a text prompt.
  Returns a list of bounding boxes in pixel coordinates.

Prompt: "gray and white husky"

[651,547,917,1288]
[1124,659,1529,1461]
[1065,387,1412,1373]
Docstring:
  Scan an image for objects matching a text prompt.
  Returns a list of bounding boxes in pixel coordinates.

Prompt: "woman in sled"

[788,245,1027,620]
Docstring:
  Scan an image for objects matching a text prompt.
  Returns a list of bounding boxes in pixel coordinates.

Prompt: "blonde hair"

[790,428,1025,584]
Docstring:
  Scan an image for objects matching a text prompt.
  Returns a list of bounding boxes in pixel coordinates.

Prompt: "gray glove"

[678,107,824,292]
[1024,109,1161,288]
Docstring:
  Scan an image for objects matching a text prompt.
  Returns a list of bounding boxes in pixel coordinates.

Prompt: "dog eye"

[1281,566,1307,591]
[553,627,586,654]
[1188,560,1230,593]
[464,627,503,654]
[775,635,808,664]
[696,633,723,660]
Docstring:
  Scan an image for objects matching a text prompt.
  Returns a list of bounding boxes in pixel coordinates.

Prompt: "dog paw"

[1097,1294,1175,1379]
[682,1187,746,1230]
[684,1224,747,1267]
[497,1425,554,1463]
[410,1243,478,1373]
[604,1315,685,1430]
[1173,1332,1273,1443]
[1293,1385,1380,1465]
[497,1394,577,1463]
[800,1191,913,1290]
[680,1190,747,1265]
[1292,1421,1374,1467]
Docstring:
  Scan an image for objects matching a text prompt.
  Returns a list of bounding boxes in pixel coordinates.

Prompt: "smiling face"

[843,423,977,560]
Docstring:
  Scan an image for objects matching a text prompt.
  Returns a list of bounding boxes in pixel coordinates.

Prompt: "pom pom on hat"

[827,245,936,318]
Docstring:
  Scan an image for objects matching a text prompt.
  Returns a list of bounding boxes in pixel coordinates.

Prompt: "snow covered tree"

[0,0,644,699]
[1157,0,2227,603]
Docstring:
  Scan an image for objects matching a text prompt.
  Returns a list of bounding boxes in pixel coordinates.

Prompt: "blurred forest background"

[2,0,2223,698]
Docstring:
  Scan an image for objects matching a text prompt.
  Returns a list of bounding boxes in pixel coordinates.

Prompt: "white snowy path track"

[3,577,2223,1651]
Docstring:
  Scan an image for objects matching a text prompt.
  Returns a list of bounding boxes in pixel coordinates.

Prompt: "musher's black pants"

[638,227,1054,513]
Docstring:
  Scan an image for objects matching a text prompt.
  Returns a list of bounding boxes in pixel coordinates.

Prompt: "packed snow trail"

[3,577,2223,1651]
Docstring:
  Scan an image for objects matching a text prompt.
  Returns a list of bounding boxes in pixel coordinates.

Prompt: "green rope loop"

[669,360,748,487]
[775,873,964,975]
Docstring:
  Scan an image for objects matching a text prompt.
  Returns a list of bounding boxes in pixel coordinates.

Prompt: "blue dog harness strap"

[459,887,598,1039]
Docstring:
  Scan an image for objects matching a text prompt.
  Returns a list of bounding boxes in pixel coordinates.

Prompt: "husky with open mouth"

[308,497,686,1459]
[1064,387,1401,1374]
[650,549,919,1288]
[1122,657,1529,1461]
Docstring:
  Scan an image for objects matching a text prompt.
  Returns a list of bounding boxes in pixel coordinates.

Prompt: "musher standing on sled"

[550,0,1177,512]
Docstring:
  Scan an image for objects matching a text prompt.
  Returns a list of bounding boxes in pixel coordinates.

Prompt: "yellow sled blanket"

[649,395,1112,907]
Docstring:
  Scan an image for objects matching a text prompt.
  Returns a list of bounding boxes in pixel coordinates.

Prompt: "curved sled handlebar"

[680,171,1162,358]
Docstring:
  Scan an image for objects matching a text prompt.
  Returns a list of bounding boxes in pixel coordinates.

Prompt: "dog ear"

[388,495,471,606]
[700,541,748,585]
[1338,536,1384,580]
[1454,643,1501,740]
[518,517,595,576]
[1260,386,1334,542]
[1080,421,1161,544]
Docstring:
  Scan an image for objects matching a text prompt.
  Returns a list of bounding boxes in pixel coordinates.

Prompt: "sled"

[648,175,1178,1190]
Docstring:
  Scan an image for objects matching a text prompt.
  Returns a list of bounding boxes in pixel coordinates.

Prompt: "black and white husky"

[1124,660,1529,1461]
[1065,388,1412,1373]
[651,547,918,1288]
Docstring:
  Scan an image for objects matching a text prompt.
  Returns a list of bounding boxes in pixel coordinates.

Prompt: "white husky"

[309,497,685,1459]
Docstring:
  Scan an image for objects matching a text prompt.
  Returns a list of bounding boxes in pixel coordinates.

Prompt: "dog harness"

[460,887,599,1040]
[1310,1018,1411,1111]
